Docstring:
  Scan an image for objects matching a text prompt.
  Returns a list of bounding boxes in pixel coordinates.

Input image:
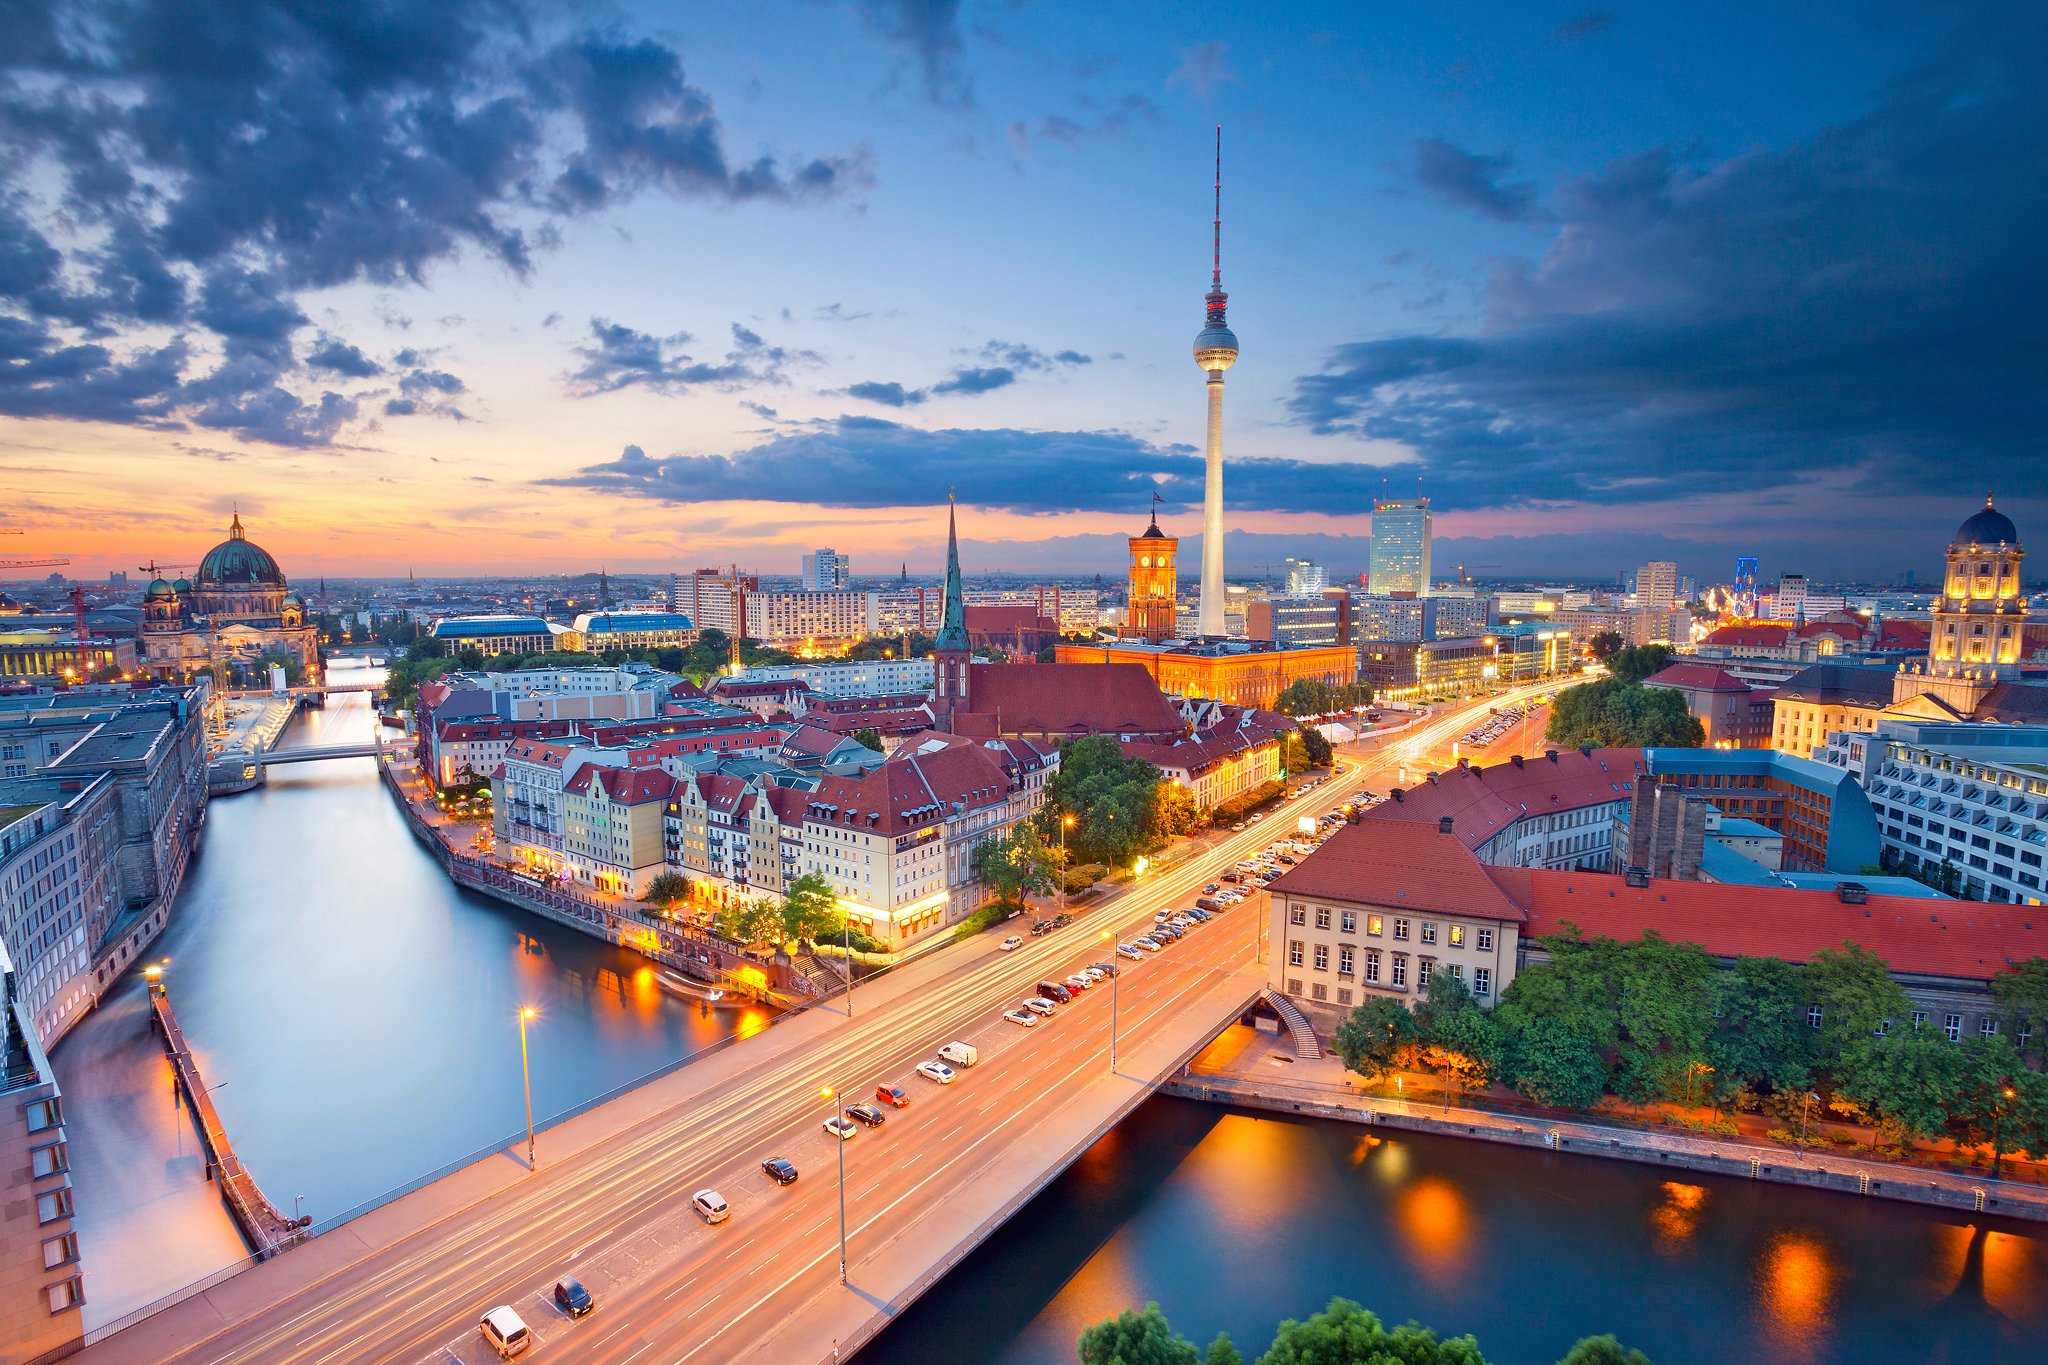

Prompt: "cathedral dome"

[146,578,174,599]
[282,591,304,608]
[196,513,285,587]
[172,578,191,595]
[1952,495,2018,549]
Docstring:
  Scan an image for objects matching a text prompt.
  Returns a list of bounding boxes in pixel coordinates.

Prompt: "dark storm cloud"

[568,318,816,395]
[1412,140,1538,222]
[851,0,972,109]
[840,341,1088,407]
[549,416,1390,515]
[1299,14,2048,513]
[0,0,856,444]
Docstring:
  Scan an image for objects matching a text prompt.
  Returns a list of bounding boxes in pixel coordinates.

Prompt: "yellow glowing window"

[1449,925,1465,947]
[1367,914,1384,936]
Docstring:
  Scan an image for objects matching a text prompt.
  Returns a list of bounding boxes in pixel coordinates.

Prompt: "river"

[862,1094,2048,1364]
[52,661,769,1329]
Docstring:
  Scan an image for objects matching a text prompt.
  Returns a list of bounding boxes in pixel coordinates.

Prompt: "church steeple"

[932,494,973,726]
[935,494,970,653]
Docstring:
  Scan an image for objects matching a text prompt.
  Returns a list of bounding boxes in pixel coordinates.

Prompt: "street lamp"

[1058,814,1075,916]
[1993,1083,2017,1177]
[518,1007,538,1170]
[1101,930,1119,1072]
[1797,1090,1819,1158]
[822,1086,848,1283]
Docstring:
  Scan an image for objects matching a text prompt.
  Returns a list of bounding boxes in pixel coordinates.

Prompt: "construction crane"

[68,587,92,680]
[1457,563,1503,587]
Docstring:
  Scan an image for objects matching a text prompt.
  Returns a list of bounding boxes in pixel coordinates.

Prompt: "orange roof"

[1371,748,1645,850]
[1646,663,1752,693]
[1269,818,1529,923]
[952,662,1182,738]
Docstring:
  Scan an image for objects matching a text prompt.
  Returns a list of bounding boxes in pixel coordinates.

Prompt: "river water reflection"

[53,665,767,1328]
[864,1096,2048,1365]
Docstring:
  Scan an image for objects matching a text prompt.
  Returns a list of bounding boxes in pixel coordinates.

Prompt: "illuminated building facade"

[1054,638,1354,711]
[1369,498,1432,595]
[1124,508,1180,642]
[140,514,320,683]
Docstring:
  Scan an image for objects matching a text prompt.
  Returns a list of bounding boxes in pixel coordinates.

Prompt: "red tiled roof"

[596,766,675,804]
[1369,748,1645,850]
[952,662,1182,738]
[1268,818,1529,923]
[1645,663,1751,693]
[814,707,932,737]
[1494,867,2045,984]
[805,733,1020,834]
[1704,624,1791,648]
[965,604,1056,632]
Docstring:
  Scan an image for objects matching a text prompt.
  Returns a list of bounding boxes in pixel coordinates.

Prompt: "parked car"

[1089,961,1119,977]
[1000,935,1023,951]
[553,1277,595,1318]
[1029,920,1051,936]
[848,1103,886,1127]
[691,1189,730,1224]
[1036,981,1073,1004]
[875,1083,910,1108]
[1154,910,1175,923]
[1230,821,1247,832]
[760,1158,799,1185]
[938,1040,980,1067]
[916,1060,956,1084]
[480,1306,533,1358]
[823,1115,858,1140]
[1064,974,1093,993]
[1117,943,1143,961]
[1004,1009,1040,1028]
[1080,966,1108,982]
[1134,937,1162,951]
[1023,996,1058,1016]
[1202,883,1220,895]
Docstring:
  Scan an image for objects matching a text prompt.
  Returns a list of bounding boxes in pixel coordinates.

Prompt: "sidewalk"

[1174,1026,2048,1223]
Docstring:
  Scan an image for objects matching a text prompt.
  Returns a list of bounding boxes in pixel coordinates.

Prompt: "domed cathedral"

[140,512,321,685]
[1891,494,2043,717]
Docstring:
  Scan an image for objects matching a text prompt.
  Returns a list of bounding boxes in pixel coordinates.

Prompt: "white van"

[479,1306,532,1358]
[938,1040,979,1068]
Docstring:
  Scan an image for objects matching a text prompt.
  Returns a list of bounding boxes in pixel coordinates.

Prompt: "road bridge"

[73,686,1555,1365]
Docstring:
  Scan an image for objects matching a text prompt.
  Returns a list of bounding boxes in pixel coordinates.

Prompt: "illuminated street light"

[822,1086,848,1282]
[1101,929,1119,1071]
[518,1007,538,1170]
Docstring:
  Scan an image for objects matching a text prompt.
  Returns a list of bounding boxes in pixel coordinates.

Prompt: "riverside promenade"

[1169,1023,2048,1224]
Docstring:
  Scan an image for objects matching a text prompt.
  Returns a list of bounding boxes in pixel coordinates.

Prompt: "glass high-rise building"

[1369,498,1432,596]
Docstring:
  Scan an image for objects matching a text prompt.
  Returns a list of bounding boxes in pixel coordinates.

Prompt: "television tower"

[1193,126,1238,638]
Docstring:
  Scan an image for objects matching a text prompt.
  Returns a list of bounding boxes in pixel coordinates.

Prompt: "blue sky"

[3,1,2040,584]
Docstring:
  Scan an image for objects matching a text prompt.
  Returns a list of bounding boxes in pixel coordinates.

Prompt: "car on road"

[1052,912,1074,928]
[875,1083,910,1108]
[1154,909,1175,923]
[1089,961,1119,977]
[1116,943,1143,961]
[553,1276,595,1318]
[1250,813,1265,823]
[1036,981,1073,1004]
[916,1060,956,1084]
[1029,920,1051,936]
[1023,996,1058,1016]
[939,1040,980,1067]
[1000,935,1023,951]
[848,1103,887,1127]
[823,1115,858,1140]
[761,1158,799,1185]
[1230,821,1247,831]
[1134,936,1162,951]
[1203,882,1220,895]
[480,1305,533,1358]
[691,1189,730,1224]
[1004,1009,1040,1028]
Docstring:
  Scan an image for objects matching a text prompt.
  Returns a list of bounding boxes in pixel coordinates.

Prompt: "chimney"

[1623,867,1650,889]
[1836,882,1869,905]
[1511,754,1524,768]
[1438,815,1455,835]
[1546,749,1559,763]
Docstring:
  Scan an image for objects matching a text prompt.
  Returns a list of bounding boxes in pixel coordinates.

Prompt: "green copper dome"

[195,512,284,587]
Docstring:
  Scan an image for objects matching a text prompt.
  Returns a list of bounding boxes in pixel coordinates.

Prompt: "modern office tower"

[1636,560,1679,611]
[1285,558,1328,595]
[1369,498,1432,595]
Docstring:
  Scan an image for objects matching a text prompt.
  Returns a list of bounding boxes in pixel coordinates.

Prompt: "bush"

[1066,863,1107,893]
[952,903,1012,944]
[1212,781,1285,825]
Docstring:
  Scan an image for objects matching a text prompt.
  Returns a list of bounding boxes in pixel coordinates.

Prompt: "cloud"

[928,366,1014,396]
[0,0,858,445]
[568,318,816,395]
[851,0,972,108]
[839,341,1089,406]
[1291,18,2048,515]
[1412,139,1539,222]
[1167,42,1237,99]
[1007,94,1156,158]
[549,415,1397,515]
[845,381,922,407]
[1554,11,1616,40]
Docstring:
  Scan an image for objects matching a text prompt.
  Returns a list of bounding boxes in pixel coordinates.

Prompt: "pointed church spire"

[229,506,245,540]
[934,493,970,653]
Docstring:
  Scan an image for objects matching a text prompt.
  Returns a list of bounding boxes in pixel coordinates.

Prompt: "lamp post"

[1993,1083,2016,1177]
[1797,1090,1818,1159]
[822,1087,848,1283]
[1059,814,1075,916]
[518,1007,538,1170]
[1101,930,1119,1072]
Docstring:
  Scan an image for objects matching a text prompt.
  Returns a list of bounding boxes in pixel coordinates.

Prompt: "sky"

[3,0,2043,586]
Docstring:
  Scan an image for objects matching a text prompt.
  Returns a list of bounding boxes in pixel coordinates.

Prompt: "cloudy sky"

[3,0,2042,584]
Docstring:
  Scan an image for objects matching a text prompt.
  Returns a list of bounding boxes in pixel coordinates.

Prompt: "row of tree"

[1079,1299,1647,1365]
[1334,928,2048,1165]
[654,870,884,954]
[1273,677,1376,718]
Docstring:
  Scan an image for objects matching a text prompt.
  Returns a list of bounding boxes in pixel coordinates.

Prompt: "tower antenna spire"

[1212,124,1223,289]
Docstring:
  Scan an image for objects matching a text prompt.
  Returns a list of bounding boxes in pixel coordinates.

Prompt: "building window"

[1474,967,1491,997]
[1417,959,1434,990]
[25,1097,60,1133]
[36,1189,72,1225]
[1288,940,1303,967]
[1446,962,1464,982]
[30,1143,67,1179]
[1420,922,1438,945]
[1313,944,1329,971]
[1807,1006,1823,1029]
[1447,924,1465,947]
[42,1233,79,1270]
[1289,905,1306,926]
[1390,956,1408,989]
[1337,987,1354,1006]
[1339,946,1354,977]
[1341,910,1357,933]
[1368,915,1384,936]
[1315,906,1331,930]
[1288,978,1303,994]
[1311,982,1329,1002]
[1945,1013,1963,1042]
[1981,1017,2001,1038]
[1476,928,1494,952]
[1393,918,1409,941]
[46,1278,82,1314]
[1365,951,1381,984]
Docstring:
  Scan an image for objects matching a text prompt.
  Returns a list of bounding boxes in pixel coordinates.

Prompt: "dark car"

[1029,920,1050,935]
[1052,912,1074,928]
[1222,871,1242,883]
[553,1277,595,1318]
[761,1157,799,1185]
[847,1103,887,1128]
[1195,897,1223,913]
[1089,961,1119,977]
[1202,883,1220,895]
[1036,981,1073,1004]
[875,1083,910,1109]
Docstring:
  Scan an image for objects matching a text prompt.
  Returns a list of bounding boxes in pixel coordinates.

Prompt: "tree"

[1334,998,1417,1080]
[1275,678,1337,717]
[1834,1030,1964,1143]
[971,824,1057,905]
[1043,736,1176,865]
[1544,678,1704,748]
[1078,1303,1199,1365]
[1708,956,1813,1097]
[1298,726,1333,769]
[1502,1017,1608,1110]
[1414,970,1479,1034]
[1992,957,2048,1068]
[1153,781,1201,840]
[1805,943,1913,1070]
[850,727,884,753]
[780,872,843,944]
[728,898,786,948]
[1424,1008,1502,1105]
[1203,1334,1244,1365]
[1609,932,1719,1105]
[644,872,692,912]
[1258,1298,1491,1365]
[1556,1337,1650,1365]
[1586,630,1625,663]
[1605,644,1674,684]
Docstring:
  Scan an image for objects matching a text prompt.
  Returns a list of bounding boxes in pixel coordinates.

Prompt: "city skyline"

[5,1,2044,583]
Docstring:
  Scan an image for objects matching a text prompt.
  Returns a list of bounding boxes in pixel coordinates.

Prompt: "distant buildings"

[429,615,556,656]
[1245,595,1341,649]
[666,569,879,648]
[800,549,851,592]
[564,611,698,653]
[1635,560,1679,611]
[1369,497,1432,595]
[726,659,935,698]
[1285,558,1328,595]
[1644,662,1775,748]
[1733,555,1759,616]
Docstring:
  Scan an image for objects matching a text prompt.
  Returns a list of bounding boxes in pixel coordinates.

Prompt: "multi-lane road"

[82,684,1558,1365]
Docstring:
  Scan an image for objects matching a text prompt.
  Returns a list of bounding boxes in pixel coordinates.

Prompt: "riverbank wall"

[1161,1072,2048,1224]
